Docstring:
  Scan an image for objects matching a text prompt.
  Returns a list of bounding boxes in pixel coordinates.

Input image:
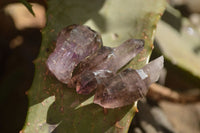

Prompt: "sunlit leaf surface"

[156,19,200,80]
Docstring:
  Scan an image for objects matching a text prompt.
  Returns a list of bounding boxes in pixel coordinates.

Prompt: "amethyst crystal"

[94,56,164,108]
[46,24,164,109]
[46,25,102,84]
[70,39,145,94]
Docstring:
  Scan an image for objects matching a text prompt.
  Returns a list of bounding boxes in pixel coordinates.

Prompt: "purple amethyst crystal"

[94,56,164,108]
[69,39,145,94]
[46,25,102,84]
[46,24,164,109]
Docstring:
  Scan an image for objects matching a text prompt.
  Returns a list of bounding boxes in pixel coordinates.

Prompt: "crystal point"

[94,56,164,108]
[46,25,102,84]
[142,56,164,84]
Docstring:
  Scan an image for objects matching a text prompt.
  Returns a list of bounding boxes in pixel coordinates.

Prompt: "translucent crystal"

[70,39,145,94]
[94,56,164,108]
[46,25,102,84]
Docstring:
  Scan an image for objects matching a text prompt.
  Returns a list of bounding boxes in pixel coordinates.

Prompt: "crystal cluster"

[46,24,164,108]
[70,39,145,94]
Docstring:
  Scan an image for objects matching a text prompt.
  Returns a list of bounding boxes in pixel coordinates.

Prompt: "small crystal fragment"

[46,25,102,84]
[94,56,164,108]
[70,39,145,94]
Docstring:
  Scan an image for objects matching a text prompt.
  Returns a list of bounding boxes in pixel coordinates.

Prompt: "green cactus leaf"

[22,0,166,132]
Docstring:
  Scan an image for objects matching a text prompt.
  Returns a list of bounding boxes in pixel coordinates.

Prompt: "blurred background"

[0,0,200,132]
[0,0,46,132]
